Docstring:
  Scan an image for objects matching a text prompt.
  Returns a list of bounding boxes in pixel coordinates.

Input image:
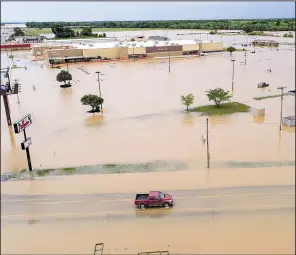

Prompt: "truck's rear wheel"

[140,203,146,209]
[163,203,169,208]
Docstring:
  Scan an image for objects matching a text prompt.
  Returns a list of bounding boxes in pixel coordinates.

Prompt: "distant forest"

[25,19,295,31]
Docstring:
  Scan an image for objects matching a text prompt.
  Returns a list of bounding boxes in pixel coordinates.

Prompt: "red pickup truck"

[135,191,174,209]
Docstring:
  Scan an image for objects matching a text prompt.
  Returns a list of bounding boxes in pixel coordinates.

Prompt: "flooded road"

[2,185,294,222]
[2,184,295,254]
[1,33,295,173]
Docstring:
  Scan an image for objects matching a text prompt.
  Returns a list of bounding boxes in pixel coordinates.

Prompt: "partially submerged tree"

[81,94,104,113]
[205,88,232,107]
[181,94,195,111]
[56,70,72,88]
[227,46,236,55]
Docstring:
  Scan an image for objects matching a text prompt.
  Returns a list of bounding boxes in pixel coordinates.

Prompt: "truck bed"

[135,194,149,200]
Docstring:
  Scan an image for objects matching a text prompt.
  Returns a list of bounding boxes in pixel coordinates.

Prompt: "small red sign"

[13,114,32,134]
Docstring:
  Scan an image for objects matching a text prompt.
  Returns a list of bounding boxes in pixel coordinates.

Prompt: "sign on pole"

[21,137,32,150]
[13,113,33,172]
[13,114,32,134]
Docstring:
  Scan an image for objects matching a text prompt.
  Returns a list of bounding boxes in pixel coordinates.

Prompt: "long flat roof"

[71,39,220,50]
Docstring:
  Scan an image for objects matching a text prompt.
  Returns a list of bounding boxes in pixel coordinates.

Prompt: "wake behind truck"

[134,191,174,209]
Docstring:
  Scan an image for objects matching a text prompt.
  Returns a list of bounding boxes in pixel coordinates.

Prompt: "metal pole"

[65,56,69,71]
[277,86,287,131]
[23,129,32,172]
[206,118,210,169]
[244,50,247,65]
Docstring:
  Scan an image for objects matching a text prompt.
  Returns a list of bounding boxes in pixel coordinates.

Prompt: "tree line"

[25,19,295,31]
[51,24,106,39]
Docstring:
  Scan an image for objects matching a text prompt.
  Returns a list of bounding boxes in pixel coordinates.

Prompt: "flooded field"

[1,31,295,174]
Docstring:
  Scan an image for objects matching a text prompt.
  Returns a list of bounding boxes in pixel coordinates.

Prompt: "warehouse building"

[36,39,224,65]
[252,39,279,47]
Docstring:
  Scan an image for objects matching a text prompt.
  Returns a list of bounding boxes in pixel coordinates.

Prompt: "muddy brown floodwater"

[1,32,295,173]
[1,30,295,255]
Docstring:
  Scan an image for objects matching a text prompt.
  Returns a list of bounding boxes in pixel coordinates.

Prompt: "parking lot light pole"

[231,59,236,92]
[277,86,287,131]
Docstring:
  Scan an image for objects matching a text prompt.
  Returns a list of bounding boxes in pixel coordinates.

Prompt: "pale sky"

[1,1,295,22]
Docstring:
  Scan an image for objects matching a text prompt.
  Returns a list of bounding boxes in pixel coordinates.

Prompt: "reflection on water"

[85,115,104,127]
[1,31,295,173]
[253,115,265,124]
[135,208,173,219]
[60,87,73,98]
[8,126,16,149]
[182,112,194,125]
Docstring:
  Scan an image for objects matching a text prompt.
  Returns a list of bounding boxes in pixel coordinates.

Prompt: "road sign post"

[13,114,33,172]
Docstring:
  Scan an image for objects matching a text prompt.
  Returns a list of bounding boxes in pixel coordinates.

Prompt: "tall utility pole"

[277,86,287,131]
[95,71,103,110]
[206,118,210,169]
[231,59,236,92]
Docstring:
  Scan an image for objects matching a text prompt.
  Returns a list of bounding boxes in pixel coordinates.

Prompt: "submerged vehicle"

[134,191,174,209]
[257,82,269,88]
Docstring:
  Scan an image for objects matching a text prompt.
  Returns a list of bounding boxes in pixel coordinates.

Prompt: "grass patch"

[190,102,250,115]
[2,160,188,180]
[224,160,295,168]
[253,94,287,100]
[248,31,272,36]
[36,169,52,176]
[62,167,76,174]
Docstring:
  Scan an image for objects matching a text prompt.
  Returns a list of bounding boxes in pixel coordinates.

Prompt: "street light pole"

[169,50,171,73]
[277,86,287,131]
[244,50,247,65]
[231,59,236,92]
[95,71,103,110]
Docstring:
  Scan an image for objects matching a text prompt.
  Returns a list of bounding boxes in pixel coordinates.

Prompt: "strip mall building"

[32,39,224,64]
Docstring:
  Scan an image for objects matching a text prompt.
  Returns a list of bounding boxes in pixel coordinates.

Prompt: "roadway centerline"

[195,193,295,198]
[1,204,294,220]
[34,201,84,205]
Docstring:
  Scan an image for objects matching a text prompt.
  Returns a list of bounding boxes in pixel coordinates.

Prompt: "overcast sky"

[1,2,295,22]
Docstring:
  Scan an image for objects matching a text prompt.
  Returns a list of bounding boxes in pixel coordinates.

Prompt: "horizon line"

[1,17,295,23]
